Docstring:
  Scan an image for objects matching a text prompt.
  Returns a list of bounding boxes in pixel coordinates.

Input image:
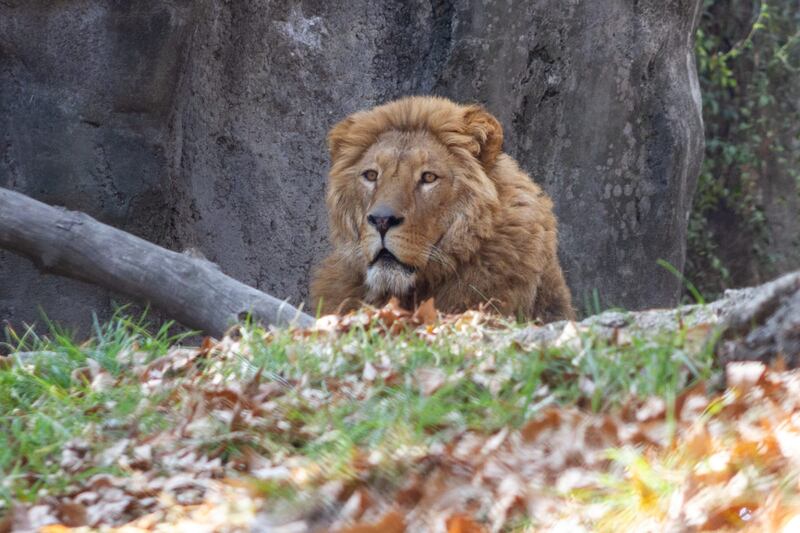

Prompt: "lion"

[310,96,574,322]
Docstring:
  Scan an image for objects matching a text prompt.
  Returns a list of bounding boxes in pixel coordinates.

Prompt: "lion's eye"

[362,170,378,182]
[420,171,439,184]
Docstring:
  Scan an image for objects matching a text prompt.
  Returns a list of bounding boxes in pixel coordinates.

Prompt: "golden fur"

[310,96,574,322]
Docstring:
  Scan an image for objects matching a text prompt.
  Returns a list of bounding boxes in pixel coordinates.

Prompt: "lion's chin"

[365,264,416,301]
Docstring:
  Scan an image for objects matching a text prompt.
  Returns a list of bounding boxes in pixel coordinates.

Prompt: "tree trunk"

[0,188,314,336]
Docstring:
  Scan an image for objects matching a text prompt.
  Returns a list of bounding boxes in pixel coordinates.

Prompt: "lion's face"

[352,130,461,298]
[324,97,504,302]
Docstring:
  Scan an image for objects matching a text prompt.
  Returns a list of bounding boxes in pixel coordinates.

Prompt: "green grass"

[0,310,719,511]
[0,312,191,504]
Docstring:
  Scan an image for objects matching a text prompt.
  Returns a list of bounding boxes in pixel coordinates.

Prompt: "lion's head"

[323,96,505,303]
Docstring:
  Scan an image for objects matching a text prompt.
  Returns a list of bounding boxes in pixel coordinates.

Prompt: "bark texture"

[516,270,800,367]
[0,188,314,336]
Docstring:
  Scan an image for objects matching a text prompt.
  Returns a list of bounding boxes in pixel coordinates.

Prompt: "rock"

[1,1,196,331]
[435,0,705,312]
[514,270,800,368]
[0,0,705,333]
[716,271,800,367]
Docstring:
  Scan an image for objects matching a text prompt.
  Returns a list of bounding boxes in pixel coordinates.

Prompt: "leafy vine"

[687,0,800,298]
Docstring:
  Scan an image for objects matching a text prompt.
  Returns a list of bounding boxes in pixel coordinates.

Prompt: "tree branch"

[0,187,314,336]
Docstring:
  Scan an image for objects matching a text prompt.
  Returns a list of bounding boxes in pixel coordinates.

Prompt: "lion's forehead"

[364,131,449,165]
[373,147,428,168]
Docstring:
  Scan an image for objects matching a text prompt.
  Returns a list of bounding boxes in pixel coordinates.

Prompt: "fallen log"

[0,187,314,336]
[514,269,800,367]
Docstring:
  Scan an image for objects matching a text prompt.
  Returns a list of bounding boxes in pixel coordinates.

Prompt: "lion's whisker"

[425,244,458,276]
[330,242,362,268]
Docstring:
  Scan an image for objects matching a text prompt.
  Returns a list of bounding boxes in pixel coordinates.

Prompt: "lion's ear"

[463,106,504,167]
[327,116,356,161]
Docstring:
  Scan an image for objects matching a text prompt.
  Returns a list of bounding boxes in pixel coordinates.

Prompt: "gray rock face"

[435,0,705,310]
[1,1,196,332]
[0,0,705,333]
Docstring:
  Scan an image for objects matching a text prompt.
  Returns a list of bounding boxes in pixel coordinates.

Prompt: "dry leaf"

[39,526,72,533]
[726,361,766,389]
[416,367,446,396]
[447,514,487,533]
[56,502,87,527]
[413,298,438,325]
[520,408,562,442]
[339,510,405,533]
[363,362,377,382]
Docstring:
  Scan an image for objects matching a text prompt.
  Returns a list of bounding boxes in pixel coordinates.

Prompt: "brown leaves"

[312,297,440,337]
[9,299,800,533]
[413,297,438,326]
[311,297,503,342]
[293,361,800,531]
[339,510,405,533]
[446,514,487,533]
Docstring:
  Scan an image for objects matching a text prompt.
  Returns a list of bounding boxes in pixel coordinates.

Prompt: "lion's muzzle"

[366,204,404,238]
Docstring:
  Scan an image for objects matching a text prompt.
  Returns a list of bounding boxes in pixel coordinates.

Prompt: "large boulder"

[0,0,704,333]
[434,0,705,310]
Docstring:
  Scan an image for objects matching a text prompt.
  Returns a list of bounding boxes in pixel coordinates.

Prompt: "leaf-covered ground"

[1,301,799,532]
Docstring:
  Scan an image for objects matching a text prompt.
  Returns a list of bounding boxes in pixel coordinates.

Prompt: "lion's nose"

[367,205,404,238]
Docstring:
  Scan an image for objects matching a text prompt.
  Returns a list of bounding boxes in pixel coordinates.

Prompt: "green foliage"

[688,0,800,297]
[657,259,706,305]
